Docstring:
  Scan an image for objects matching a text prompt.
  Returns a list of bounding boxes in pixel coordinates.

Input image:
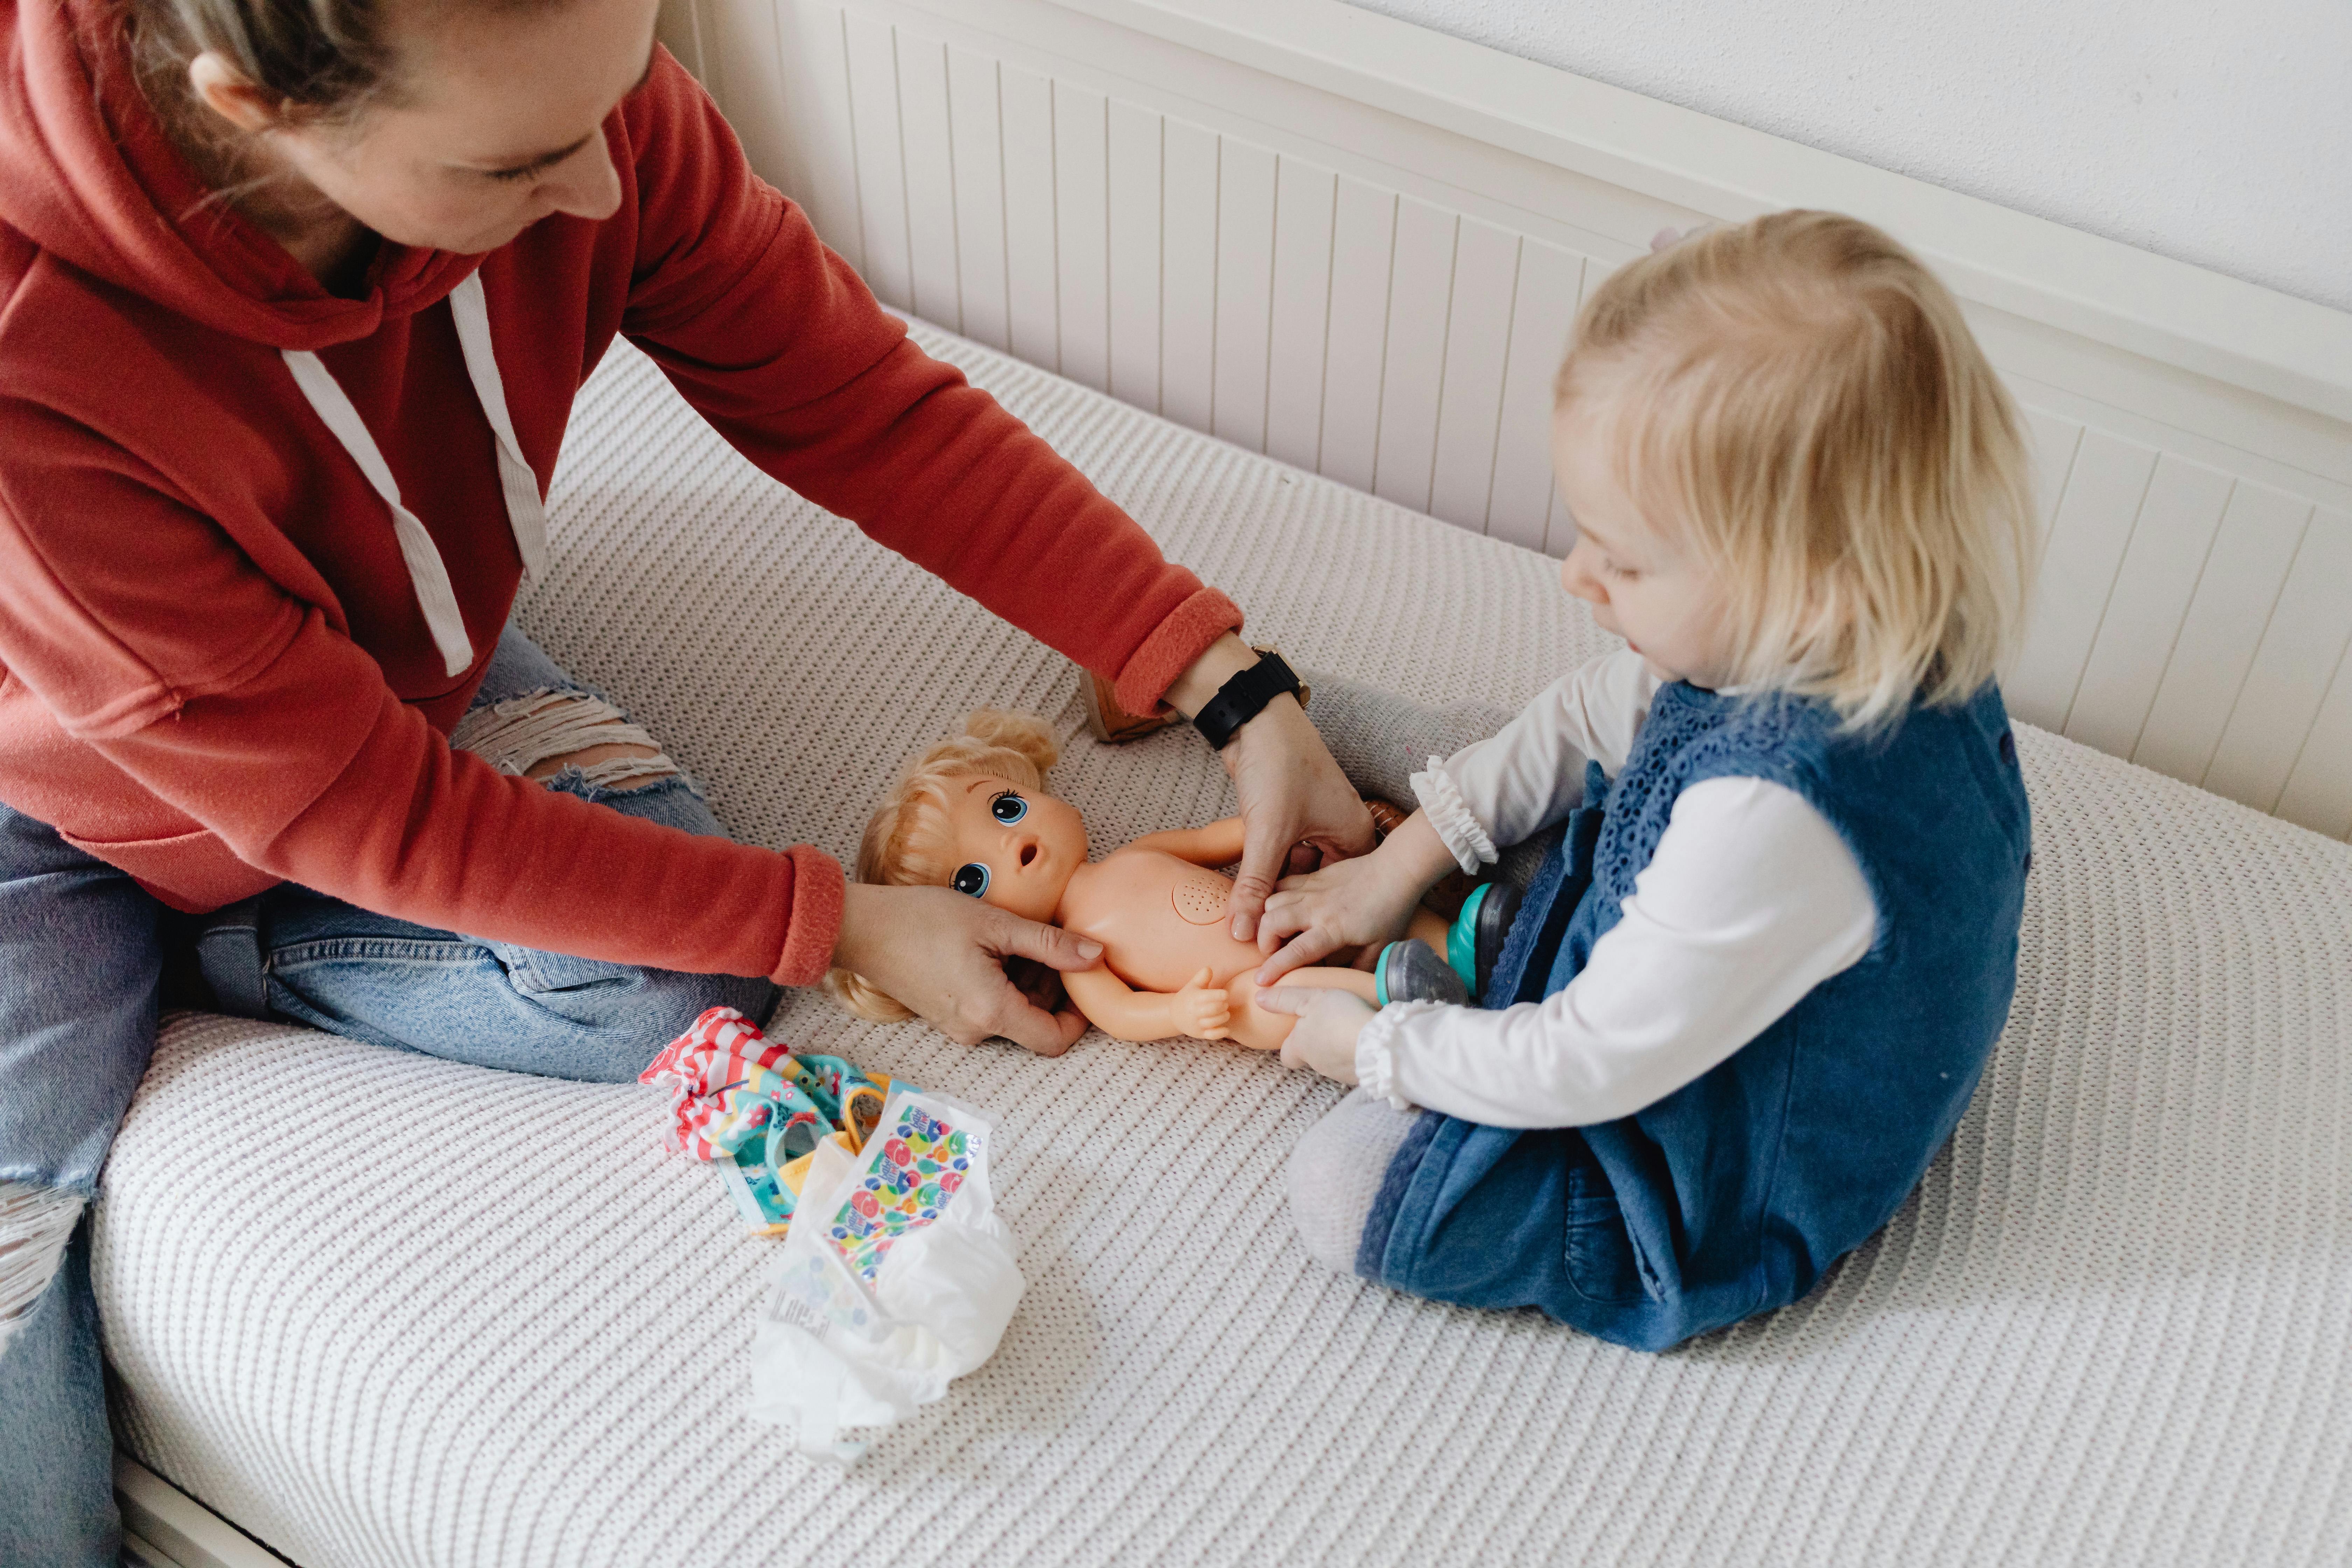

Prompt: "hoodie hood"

[0,0,477,348]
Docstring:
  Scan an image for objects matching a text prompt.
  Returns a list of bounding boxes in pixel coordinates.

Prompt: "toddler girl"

[1254,211,2037,1350]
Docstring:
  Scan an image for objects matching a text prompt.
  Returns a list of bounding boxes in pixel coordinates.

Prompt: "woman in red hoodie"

[0,0,1372,1552]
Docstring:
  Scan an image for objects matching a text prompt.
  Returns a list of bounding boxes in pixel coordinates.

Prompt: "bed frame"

[100,4,2352,1560]
[657,0,2352,841]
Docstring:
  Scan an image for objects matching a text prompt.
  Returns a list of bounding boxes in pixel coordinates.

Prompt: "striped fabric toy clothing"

[638,1007,904,1234]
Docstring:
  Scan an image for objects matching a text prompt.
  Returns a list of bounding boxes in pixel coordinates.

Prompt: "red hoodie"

[0,0,1242,983]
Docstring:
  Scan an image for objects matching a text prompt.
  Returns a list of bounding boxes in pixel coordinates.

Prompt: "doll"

[827,712,1509,1049]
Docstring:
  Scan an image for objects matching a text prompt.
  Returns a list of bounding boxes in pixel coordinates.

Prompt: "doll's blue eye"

[952,863,991,898]
[990,792,1029,824]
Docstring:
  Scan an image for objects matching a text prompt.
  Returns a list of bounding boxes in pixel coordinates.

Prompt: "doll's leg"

[1218,967,1378,1052]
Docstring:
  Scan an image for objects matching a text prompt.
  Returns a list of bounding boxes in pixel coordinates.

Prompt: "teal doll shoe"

[1447,881,1521,1001]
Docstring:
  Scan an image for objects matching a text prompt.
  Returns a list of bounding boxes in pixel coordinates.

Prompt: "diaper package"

[745,1086,1023,1462]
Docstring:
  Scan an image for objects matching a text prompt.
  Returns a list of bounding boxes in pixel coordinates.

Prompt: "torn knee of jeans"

[449,688,680,792]
[0,1183,85,1350]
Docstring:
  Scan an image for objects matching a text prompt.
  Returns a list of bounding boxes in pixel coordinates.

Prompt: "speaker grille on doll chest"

[1171,868,1233,925]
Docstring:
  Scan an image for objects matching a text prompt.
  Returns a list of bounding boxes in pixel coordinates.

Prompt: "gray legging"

[1300,667,1563,897]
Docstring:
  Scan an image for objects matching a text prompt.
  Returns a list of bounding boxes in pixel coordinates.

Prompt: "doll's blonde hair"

[1556,210,2036,730]
[823,710,1061,1023]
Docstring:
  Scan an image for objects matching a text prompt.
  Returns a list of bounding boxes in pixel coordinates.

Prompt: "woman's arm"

[616,54,1240,720]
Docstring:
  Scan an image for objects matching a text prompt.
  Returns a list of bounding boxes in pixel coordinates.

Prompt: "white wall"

[1340,0,2352,316]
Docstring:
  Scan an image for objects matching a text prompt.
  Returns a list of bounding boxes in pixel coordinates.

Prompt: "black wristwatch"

[1194,648,1307,751]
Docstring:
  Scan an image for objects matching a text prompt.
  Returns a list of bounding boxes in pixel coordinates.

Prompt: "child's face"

[937,776,1089,924]
[1550,403,1737,689]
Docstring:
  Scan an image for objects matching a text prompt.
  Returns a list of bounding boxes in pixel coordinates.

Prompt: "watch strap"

[1194,649,1304,750]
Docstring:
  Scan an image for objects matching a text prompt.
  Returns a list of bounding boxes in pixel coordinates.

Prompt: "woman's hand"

[1164,635,1374,944]
[1258,987,1374,1084]
[832,881,1102,1055]
[1254,811,1460,984]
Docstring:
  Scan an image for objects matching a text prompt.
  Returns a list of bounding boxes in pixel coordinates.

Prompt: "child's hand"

[1172,966,1233,1040]
[1258,988,1374,1084]
[1254,811,1460,985]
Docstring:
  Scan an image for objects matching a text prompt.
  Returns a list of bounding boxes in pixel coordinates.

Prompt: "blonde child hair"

[824,709,1061,1023]
[1557,210,2036,729]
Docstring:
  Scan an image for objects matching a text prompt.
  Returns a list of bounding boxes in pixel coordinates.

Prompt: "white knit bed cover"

[93,327,2352,1568]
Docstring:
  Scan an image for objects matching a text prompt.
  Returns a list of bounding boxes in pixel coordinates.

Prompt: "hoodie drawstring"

[281,272,545,679]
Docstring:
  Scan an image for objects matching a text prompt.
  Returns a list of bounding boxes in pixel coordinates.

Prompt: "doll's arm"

[1062,963,1233,1042]
[1123,817,1247,867]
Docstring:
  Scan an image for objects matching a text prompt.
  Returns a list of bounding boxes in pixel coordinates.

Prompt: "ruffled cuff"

[1409,760,1497,874]
[1355,999,1443,1111]
[769,846,847,986]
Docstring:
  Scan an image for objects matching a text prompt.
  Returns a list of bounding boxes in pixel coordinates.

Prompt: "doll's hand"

[833,882,1101,1055]
[1171,966,1234,1040]
[1258,987,1374,1084]
[1254,812,1459,985]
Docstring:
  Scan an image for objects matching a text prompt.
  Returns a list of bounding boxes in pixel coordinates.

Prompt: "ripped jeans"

[0,626,777,1567]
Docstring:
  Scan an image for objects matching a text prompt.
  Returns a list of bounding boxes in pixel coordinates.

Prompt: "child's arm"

[1254,810,1460,982]
[1417,650,1657,874]
[1349,779,1877,1126]
[1122,817,1247,867]
[1062,963,1233,1042]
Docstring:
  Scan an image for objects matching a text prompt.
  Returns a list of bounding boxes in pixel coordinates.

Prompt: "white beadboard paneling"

[895,33,962,331]
[1000,64,1058,370]
[1486,241,1583,554]
[1264,158,1337,472]
[727,0,2352,834]
[2006,430,2161,730]
[1160,118,1220,433]
[841,10,911,310]
[1212,139,1279,451]
[2276,652,2352,839]
[2131,482,2312,785]
[2022,408,2085,537]
[1427,218,1521,532]
[1053,82,1110,392]
[1372,198,1458,510]
[943,47,1008,350]
[2063,454,2235,758]
[2204,508,2352,812]
[1318,176,1396,492]
[1105,102,1162,412]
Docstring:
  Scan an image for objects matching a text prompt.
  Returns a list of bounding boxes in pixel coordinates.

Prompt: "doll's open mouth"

[1020,843,1040,868]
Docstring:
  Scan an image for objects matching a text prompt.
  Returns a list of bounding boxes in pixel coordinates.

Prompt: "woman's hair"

[128,0,404,125]
[125,0,565,134]
[824,710,1061,1024]
[1555,210,2037,730]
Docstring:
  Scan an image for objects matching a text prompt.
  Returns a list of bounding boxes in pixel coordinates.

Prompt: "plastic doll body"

[936,776,1443,1050]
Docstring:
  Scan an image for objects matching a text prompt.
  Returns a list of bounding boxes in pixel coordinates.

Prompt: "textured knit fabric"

[92,330,2352,1568]
[0,1,1236,985]
[1367,682,2029,1350]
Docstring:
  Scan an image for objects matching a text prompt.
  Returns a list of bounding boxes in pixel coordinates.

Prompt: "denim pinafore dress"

[1357,681,2032,1350]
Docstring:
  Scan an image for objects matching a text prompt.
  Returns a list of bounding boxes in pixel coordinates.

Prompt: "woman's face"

[1550,399,1737,688]
[219,0,662,256]
[937,777,1090,925]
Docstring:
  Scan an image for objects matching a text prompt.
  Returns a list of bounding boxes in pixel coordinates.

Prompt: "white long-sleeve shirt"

[1358,650,1878,1129]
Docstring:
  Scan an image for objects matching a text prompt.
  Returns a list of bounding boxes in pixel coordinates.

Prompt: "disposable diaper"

[746,1087,1023,1461]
